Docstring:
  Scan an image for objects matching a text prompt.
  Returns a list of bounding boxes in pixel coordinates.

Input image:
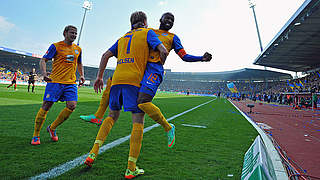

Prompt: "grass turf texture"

[0,84,258,179]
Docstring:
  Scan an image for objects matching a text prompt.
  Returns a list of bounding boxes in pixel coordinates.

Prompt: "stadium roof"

[254,0,320,72]
[0,46,42,59]
[0,46,42,71]
[165,68,292,81]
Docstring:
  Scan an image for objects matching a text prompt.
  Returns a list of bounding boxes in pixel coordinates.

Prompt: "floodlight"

[248,0,255,7]
[83,0,92,10]
[78,0,92,45]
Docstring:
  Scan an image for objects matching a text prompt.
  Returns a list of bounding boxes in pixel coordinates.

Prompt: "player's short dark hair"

[161,12,174,21]
[130,11,147,29]
[63,25,77,35]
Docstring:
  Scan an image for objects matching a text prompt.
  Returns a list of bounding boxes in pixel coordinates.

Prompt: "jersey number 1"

[124,34,133,54]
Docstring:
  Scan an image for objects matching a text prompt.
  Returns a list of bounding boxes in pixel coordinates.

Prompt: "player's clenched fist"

[201,52,212,62]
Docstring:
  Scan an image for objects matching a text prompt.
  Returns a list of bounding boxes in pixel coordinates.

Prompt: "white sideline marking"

[181,124,207,128]
[30,98,216,180]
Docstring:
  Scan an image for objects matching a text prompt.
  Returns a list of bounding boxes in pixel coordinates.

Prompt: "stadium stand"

[0,46,114,86]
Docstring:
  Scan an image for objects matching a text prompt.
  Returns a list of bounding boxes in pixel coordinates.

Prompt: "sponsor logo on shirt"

[66,55,75,62]
[75,50,79,54]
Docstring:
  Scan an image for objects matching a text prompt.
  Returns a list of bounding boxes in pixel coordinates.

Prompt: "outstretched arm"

[177,49,212,62]
[173,35,212,62]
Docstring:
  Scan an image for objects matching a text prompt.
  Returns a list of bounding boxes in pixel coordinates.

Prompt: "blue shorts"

[109,84,142,113]
[139,62,164,97]
[43,83,78,102]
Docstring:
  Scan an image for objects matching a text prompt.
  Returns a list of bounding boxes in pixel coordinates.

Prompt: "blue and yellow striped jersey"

[43,41,82,84]
[109,28,162,87]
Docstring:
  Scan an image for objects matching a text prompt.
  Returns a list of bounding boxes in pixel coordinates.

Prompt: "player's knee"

[137,93,153,104]
[42,101,54,111]
[108,110,120,122]
[67,104,76,110]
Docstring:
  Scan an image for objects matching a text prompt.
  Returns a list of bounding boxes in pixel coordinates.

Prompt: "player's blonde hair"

[130,11,147,29]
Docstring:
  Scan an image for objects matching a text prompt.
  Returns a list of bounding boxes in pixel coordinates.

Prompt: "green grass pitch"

[0,84,258,179]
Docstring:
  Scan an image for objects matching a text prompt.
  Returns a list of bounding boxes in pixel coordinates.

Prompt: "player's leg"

[28,82,31,92]
[94,77,112,119]
[120,85,145,178]
[32,81,35,92]
[125,112,145,179]
[80,77,112,125]
[14,82,16,90]
[137,92,172,132]
[7,82,13,88]
[47,100,75,141]
[138,62,175,148]
[84,110,119,167]
[47,84,76,141]
[137,92,175,148]
[84,84,120,167]
[138,62,172,131]
[31,101,54,145]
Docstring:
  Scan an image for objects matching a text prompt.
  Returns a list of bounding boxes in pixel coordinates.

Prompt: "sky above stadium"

[0,0,305,74]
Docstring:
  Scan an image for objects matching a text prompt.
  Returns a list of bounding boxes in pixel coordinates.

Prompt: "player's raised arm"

[173,35,212,62]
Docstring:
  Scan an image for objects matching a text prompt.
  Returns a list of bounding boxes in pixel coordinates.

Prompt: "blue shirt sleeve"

[77,52,82,63]
[182,54,203,62]
[173,35,203,62]
[108,40,118,58]
[172,35,184,53]
[43,44,56,60]
[147,30,162,50]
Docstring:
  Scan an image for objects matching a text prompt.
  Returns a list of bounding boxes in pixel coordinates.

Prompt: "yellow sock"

[128,123,144,171]
[50,107,73,130]
[33,108,48,137]
[94,78,112,119]
[138,102,172,132]
[90,117,115,155]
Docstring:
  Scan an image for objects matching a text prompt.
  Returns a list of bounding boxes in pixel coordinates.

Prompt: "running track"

[232,100,320,179]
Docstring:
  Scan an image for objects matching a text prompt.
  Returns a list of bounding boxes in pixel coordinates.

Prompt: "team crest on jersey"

[161,33,168,36]
[75,50,79,54]
[46,94,50,98]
